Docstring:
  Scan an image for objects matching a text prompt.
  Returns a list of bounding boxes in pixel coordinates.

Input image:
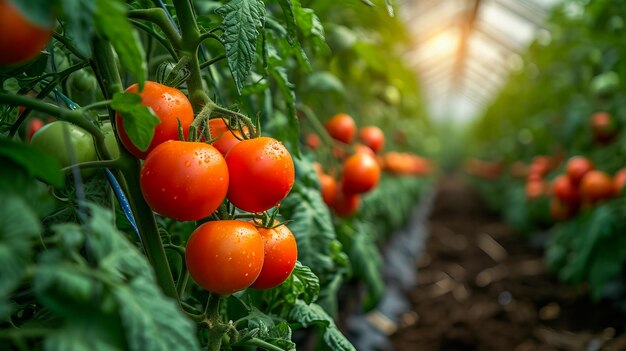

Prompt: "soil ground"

[390,176,626,351]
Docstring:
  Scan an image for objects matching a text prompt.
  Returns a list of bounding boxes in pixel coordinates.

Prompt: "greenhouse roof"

[401,0,563,124]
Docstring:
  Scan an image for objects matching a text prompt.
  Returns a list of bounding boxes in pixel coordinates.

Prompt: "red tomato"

[226,137,295,212]
[250,223,298,289]
[140,141,228,221]
[0,0,53,65]
[590,111,617,143]
[305,133,321,150]
[525,180,544,200]
[354,143,376,157]
[26,118,45,143]
[358,126,385,153]
[341,153,381,194]
[332,190,360,217]
[185,220,264,294]
[552,174,579,205]
[324,113,356,144]
[208,118,246,156]
[579,170,614,204]
[613,168,626,196]
[319,173,337,206]
[116,81,194,159]
[566,156,594,185]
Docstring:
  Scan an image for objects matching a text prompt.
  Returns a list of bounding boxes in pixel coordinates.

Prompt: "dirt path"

[390,177,626,351]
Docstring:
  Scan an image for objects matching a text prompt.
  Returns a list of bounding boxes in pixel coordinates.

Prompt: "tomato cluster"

[518,155,622,221]
[311,114,382,217]
[113,81,298,293]
[185,220,297,294]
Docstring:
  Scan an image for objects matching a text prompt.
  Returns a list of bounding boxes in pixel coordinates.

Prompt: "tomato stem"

[172,0,209,110]
[80,100,112,112]
[176,269,190,297]
[61,160,120,173]
[91,37,179,301]
[199,54,226,69]
[128,9,182,50]
[204,293,229,351]
[242,337,286,351]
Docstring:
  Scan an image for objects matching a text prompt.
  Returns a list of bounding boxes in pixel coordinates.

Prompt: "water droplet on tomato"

[185,160,191,167]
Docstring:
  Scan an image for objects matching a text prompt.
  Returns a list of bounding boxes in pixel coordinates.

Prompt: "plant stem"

[130,20,179,60]
[199,54,226,69]
[0,93,101,137]
[172,0,209,110]
[243,338,286,351]
[53,32,87,60]
[128,8,182,50]
[91,37,179,300]
[80,100,112,112]
[61,160,120,173]
[203,293,231,351]
[176,266,190,297]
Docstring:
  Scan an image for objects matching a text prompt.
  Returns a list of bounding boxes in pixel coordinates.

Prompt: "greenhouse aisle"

[390,176,626,351]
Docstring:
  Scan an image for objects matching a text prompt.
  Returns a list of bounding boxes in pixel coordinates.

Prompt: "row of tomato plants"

[0,0,433,349]
[464,1,626,305]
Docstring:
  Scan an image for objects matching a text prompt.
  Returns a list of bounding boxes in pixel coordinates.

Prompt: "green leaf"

[588,233,626,301]
[95,0,146,87]
[274,0,297,45]
[111,92,159,151]
[44,316,127,351]
[288,301,356,351]
[216,0,266,94]
[292,1,327,51]
[349,222,384,309]
[35,205,200,351]
[281,184,339,274]
[0,195,40,319]
[264,322,296,350]
[60,0,97,57]
[85,205,200,351]
[0,137,64,187]
[291,262,320,304]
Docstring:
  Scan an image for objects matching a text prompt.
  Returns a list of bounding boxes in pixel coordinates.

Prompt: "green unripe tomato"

[101,122,120,159]
[30,121,97,168]
[68,69,97,93]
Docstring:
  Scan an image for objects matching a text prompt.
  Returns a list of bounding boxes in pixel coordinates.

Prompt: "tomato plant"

[225,137,295,213]
[140,141,228,221]
[250,222,298,290]
[116,81,194,159]
[185,220,264,294]
[0,0,432,349]
[0,0,52,65]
